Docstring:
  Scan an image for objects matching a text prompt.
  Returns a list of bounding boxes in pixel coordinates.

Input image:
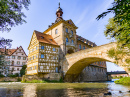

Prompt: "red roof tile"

[34,30,59,46]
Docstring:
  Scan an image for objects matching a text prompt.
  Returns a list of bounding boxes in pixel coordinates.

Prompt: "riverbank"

[21,79,63,83]
[0,77,22,82]
[114,77,130,85]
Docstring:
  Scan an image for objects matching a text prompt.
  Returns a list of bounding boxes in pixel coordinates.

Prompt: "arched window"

[66,28,68,33]
[71,40,74,44]
[71,30,73,35]
[55,29,58,34]
[66,38,68,42]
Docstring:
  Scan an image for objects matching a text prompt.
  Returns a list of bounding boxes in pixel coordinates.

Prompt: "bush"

[17,77,21,82]
[114,77,130,85]
[8,74,16,77]
[0,74,5,77]
[21,80,46,83]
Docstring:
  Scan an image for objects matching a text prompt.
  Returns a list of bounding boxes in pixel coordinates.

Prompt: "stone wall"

[0,77,22,82]
[23,73,61,81]
[77,65,107,82]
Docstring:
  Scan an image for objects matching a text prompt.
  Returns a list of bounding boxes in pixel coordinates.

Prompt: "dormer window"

[55,29,58,34]
[50,39,53,41]
[41,36,44,39]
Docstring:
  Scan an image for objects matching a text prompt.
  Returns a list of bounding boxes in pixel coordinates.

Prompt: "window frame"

[53,48,56,52]
[55,29,58,34]
[41,46,44,50]
[41,54,44,58]
[66,38,68,42]
[66,28,68,33]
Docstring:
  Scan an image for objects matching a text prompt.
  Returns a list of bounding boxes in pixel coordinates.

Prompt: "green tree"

[0,0,30,32]
[96,0,130,49]
[20,65,27,77]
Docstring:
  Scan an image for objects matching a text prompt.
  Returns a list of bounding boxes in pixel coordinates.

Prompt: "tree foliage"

[97,0,130,49]
[0,0,30,32]
[20,65,27,77]
[107,47,130,64]
[0,37,12,48]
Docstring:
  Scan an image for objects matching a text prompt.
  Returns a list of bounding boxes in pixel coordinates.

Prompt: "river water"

[0,81,130,97]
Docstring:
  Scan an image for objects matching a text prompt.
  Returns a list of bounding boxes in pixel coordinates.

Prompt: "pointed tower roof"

[55,2,63,22]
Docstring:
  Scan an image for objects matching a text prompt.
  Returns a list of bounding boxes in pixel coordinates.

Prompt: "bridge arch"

[62,43,129,82]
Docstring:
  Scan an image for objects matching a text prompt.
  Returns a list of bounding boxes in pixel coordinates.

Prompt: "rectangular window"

[36,46,37,50]
[66,38,68,42]
[35,66,37,69]
[55,29,58,34]
[23,57,26,60]
[66,28,68,33]
[71,40,74,44]
[71,30,73,35]
[17,68,19,71]
[30,67,32,70]
[41,54,44,58]
[17,61,20,65]
[30,57,31,61]
[53,56,56,60]
[36,55,38,58]
[83,46,85,49]
[17,56,21,60]
[12,56,15,59]
[41,46,44,50]
[79,44,81,49]
[53,48,56,51]
[33,56,34,60]
[22,62,25,65]
[32,48,34,52]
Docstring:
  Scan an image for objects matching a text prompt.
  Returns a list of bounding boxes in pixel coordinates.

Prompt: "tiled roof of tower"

[34,30,59,46]
[76,35,97,47]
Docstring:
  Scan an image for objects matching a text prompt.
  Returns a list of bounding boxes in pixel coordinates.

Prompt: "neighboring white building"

[0,46,27,76]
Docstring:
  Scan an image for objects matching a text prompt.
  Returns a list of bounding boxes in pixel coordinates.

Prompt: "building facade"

[0,46,27,76]
[26,3,107,81]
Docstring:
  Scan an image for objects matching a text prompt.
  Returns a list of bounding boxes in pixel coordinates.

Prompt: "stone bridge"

[62,42,130,82]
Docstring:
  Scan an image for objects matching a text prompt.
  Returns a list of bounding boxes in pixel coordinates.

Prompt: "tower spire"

[55,1,63,22]
[59,2,60,8]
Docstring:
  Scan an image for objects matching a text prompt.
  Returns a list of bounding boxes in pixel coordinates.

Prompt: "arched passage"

[67,49,74,54]
[62,42,130,82]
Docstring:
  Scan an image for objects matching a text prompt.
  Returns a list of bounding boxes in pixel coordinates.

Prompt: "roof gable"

[11,46,27,56]
[35,30,59,46]
[65,19,78,28]
[28,31,37,49]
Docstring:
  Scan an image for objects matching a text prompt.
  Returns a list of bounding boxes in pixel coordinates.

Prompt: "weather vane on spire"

[59,0,60,8]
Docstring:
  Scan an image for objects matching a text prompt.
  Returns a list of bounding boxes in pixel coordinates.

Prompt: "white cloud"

[75,7,88,25]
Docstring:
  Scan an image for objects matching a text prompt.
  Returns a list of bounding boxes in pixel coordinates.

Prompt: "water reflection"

[0,82,129,97]
[23,84,37,97]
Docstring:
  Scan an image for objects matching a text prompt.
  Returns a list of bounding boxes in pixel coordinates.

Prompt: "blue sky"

[0,0,124,71]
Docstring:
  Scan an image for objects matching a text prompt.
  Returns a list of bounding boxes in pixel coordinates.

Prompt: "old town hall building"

[27,3,107,81]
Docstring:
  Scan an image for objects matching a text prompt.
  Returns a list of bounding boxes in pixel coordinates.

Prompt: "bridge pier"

[64,74,79,82]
